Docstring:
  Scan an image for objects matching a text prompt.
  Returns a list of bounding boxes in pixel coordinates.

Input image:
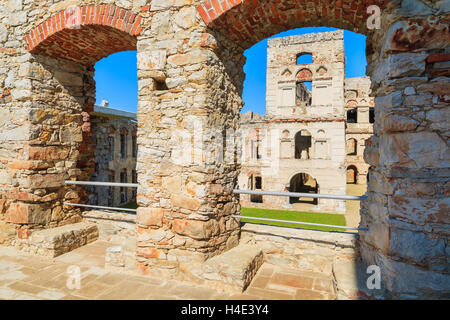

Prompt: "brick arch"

[25,4,143,65]
[296,68,313,81]
[198,0,389,49]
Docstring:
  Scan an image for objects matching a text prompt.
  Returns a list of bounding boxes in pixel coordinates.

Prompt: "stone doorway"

[289,173,319,205]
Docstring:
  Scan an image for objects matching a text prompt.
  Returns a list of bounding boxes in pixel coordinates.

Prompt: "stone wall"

[89,115,137,208]
[238,32,374,213]
[345,77,374,185]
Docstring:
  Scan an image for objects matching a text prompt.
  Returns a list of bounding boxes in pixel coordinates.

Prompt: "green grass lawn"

[120,201,138,210]
[119,202,346,231]
[240,207,347,232]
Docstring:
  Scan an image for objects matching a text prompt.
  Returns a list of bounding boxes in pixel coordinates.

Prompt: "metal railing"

[233,189,367,201]
[64,180,137,213]
[62,202,137,213]
[65,181,138,188]
[232,189,368,231]
[63,181,367,231]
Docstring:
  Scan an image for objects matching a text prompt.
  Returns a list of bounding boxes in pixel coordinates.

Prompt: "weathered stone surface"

[172,219,219,240]
[241,223,358,276]
[136,207,164,227]
[390,228,446,265]
[380,132,450,168]
[14,222,99,257]
[5,203,51,225]
[202,244,264,292]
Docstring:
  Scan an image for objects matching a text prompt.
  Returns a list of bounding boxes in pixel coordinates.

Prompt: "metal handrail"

[65,181,138,188]
[233,189,367,231]
[63,182,366,230]
[233,189,367,201]
[233,215,368,231]
[63,202,137,213]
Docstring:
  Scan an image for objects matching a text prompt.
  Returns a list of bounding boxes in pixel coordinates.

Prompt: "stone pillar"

[1,53,96,234]
[0,1,97,237]
[360,3,450,298]
[134,3,242,277]
[1,2,144,240]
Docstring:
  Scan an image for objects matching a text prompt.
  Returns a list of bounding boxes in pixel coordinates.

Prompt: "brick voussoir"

[25,4,143,62]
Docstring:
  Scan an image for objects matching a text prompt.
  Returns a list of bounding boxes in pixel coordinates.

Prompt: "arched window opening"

[249,174,263,203]
[250,130,262,160]
[132,170,137,199]
[346,138,357,155]
[347,108,358,123]
[296,81,312,106]
[108,171,115,207]
[120,169,128,204]
[120,128,128,159]
[132,131,137,158]
[295,130,312,159]
[347,166,358,184]
[289,173,318,205]
[296,53,313,65]
[369,107,375,124]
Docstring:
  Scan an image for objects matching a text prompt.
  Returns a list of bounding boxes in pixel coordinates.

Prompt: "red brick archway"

[25,4,142,65]
[197,0,389,48]
[296,68,313,81]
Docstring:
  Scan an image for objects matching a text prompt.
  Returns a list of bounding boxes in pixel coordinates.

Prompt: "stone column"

[2,54,96,234]
[134,3,242,277]
[360,3,450,298]
[1,2,144,241]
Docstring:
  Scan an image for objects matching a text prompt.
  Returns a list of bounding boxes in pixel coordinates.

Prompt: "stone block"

[171,195,201,211]
[202,244,264,292]
[380,132,450,168]
[390,228,445,265]
[17,222,99,257]
[172,219,219,240]
[5,202,51,225]
[136,207,163,227]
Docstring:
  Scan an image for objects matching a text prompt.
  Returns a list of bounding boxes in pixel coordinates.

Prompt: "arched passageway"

[10,4,143,228]
[289,173,319,205]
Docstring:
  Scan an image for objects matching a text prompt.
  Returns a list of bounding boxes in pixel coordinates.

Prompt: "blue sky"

[94,27,367,115]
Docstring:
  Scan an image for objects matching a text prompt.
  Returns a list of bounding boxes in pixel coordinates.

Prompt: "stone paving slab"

[0,240,336,300]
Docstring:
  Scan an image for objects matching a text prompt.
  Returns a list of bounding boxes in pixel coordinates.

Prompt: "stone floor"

[0,240,336,300]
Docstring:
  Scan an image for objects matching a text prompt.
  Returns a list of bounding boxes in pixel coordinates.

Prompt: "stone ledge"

[241,223,358,248]
[201,244,264,292]
[241,223,359,275]
[14,222,99,257]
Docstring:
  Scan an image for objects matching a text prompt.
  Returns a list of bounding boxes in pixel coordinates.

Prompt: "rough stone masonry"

[0,0,449,299]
